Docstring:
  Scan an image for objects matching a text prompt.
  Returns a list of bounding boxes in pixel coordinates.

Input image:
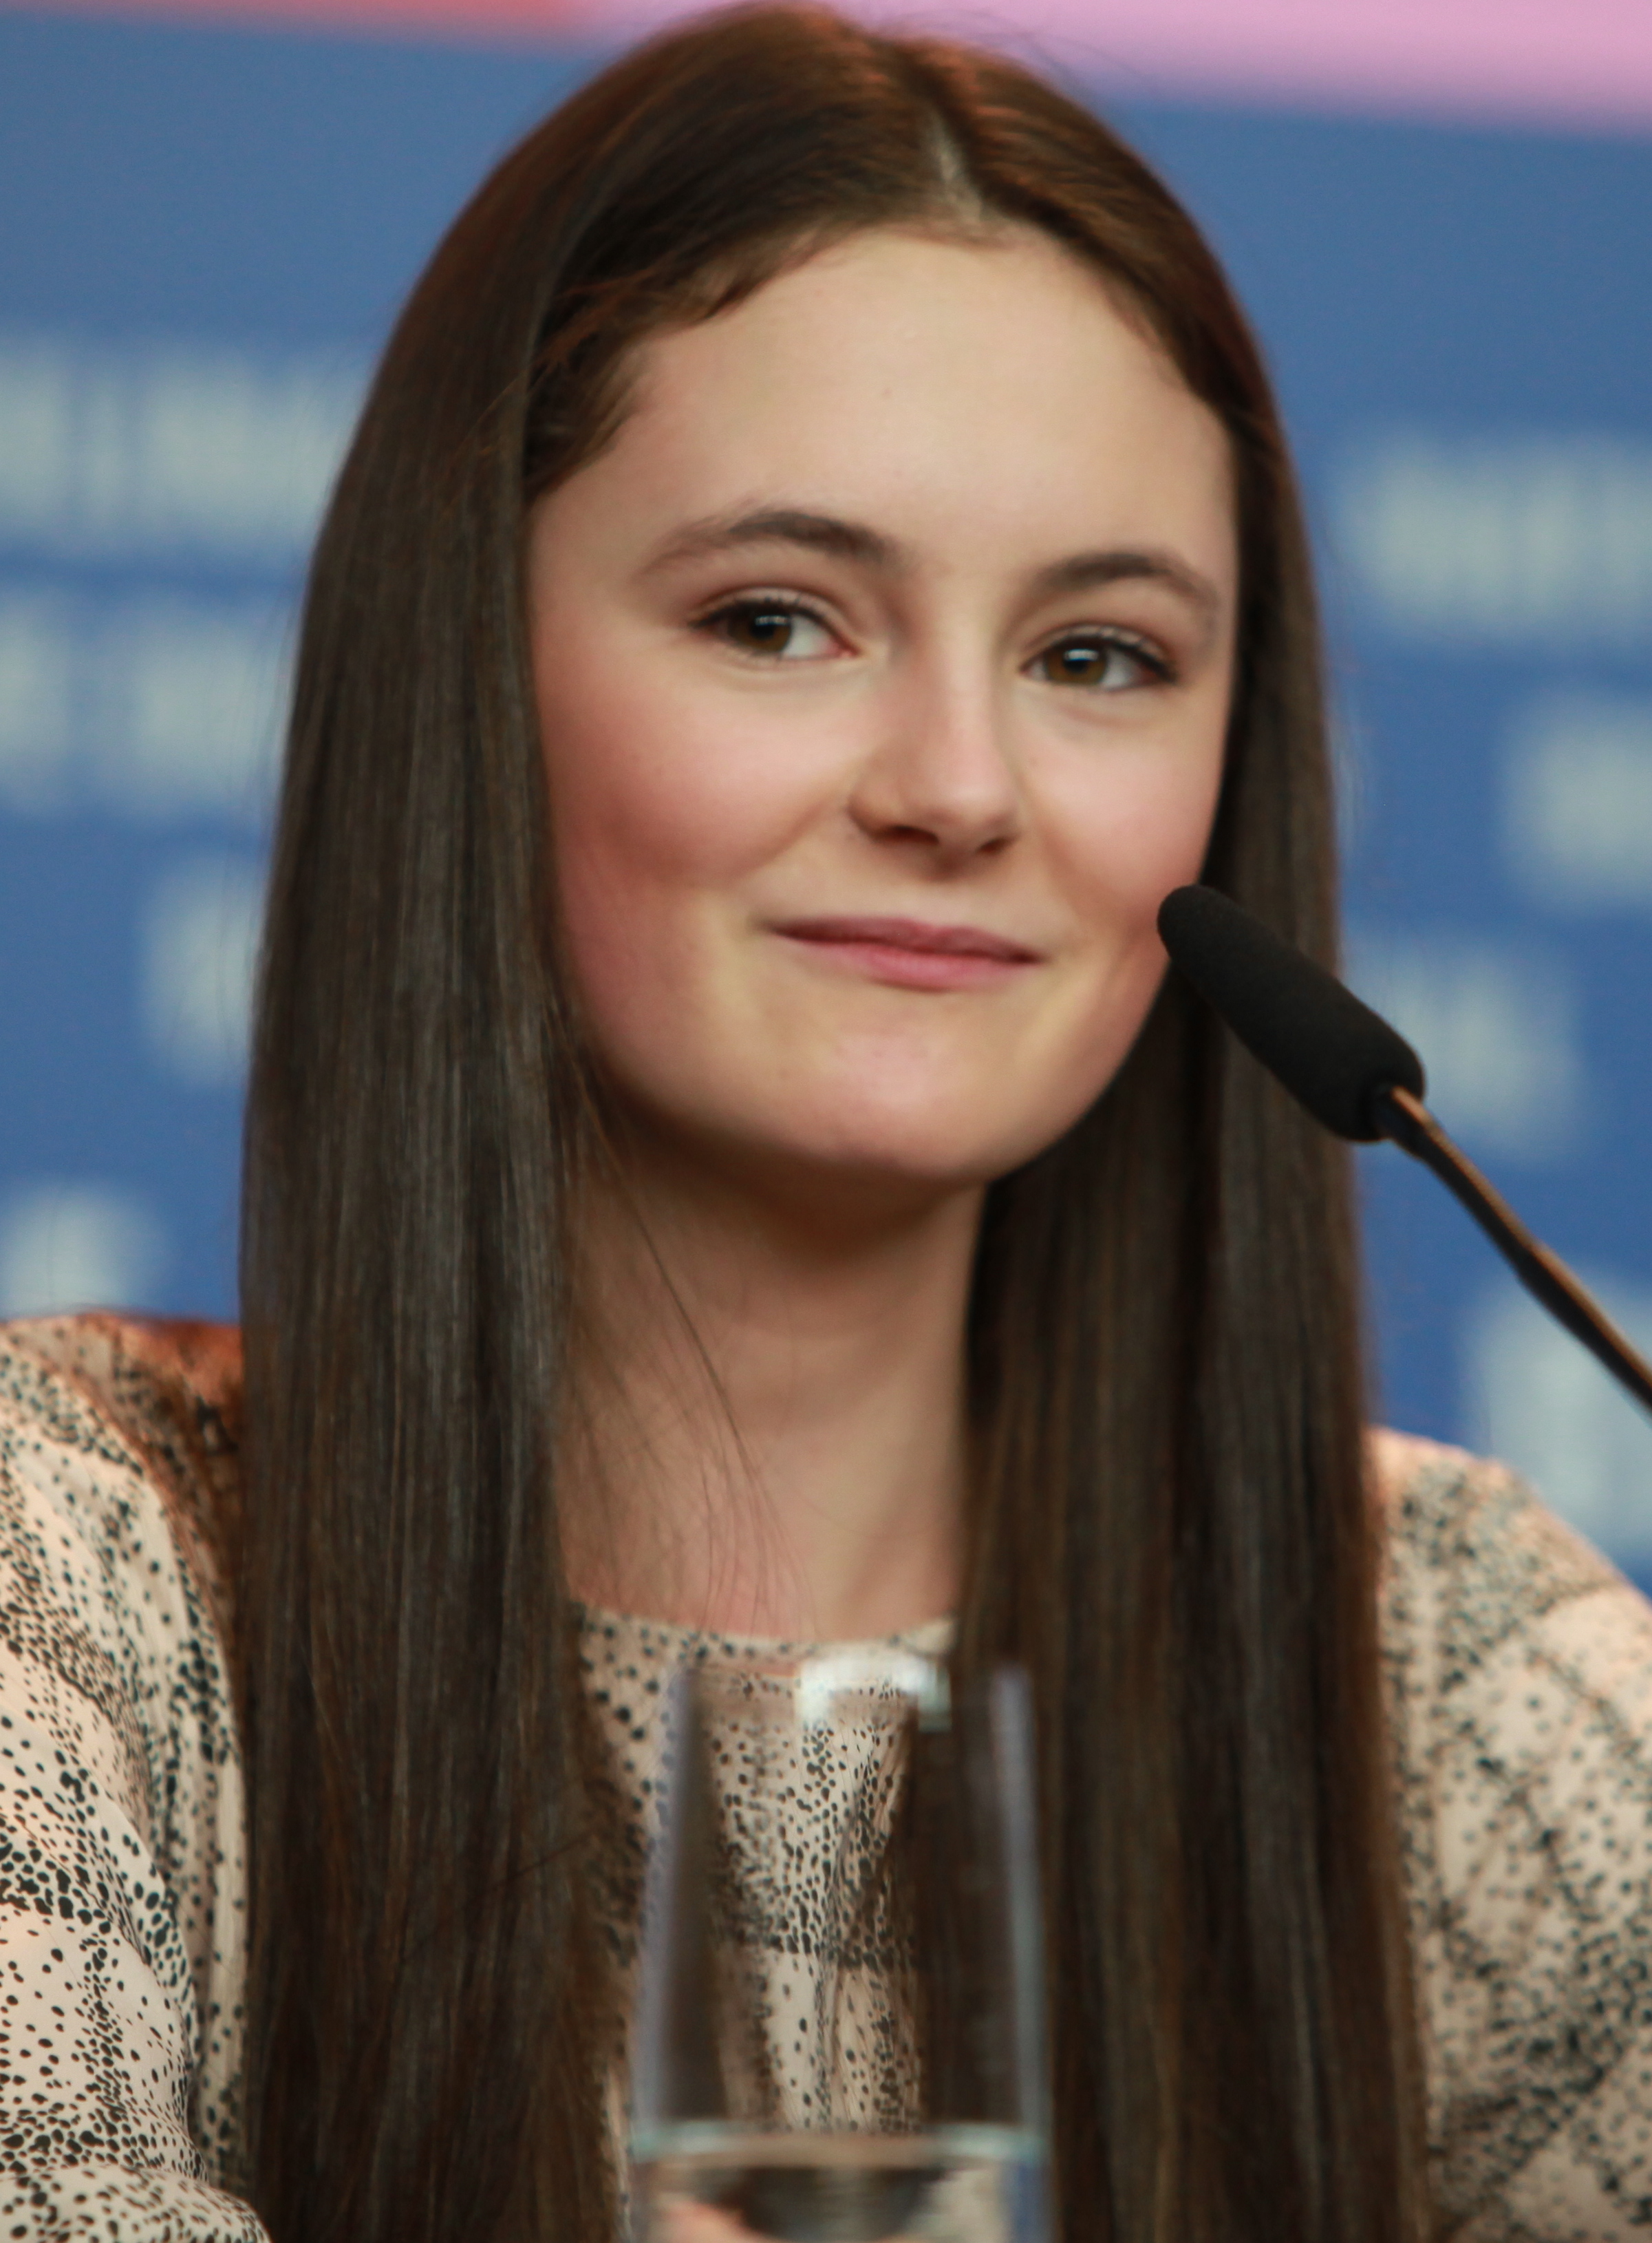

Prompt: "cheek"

[1038,736,1227,1088]
[540,670,715,1048]
[535,645,825,1046]
[1049,734,1227,939]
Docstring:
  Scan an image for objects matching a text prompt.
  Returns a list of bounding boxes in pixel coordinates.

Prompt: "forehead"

[579,225,1236,582]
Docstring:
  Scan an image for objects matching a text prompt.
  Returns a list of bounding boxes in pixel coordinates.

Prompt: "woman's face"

[528,226,1236,1203]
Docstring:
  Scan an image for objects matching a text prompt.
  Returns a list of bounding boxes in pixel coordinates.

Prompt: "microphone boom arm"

[1155,882,1652,1423]
[1375,1083,1652,1418]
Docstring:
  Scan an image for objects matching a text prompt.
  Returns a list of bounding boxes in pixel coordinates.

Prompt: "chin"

[755,1091,1082,1200]
[614,1048,1116,1208]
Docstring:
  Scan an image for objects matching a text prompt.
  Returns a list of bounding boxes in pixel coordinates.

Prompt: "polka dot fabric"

[1381,1431,1652,2236]
[3,1320,1652,2239]
[0,1319,255,2242]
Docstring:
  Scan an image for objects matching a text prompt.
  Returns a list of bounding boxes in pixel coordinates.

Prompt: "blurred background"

[3,0,1651,1575]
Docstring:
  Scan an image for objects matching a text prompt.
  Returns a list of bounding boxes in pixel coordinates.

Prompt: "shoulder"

[0,1313,246,1771]
[1369,1421,1652,1803]
[1371,1422,1643,1646]
[0,1317,253,2203]
[1371,1429,1652,2233]
[0,1312,242,1485]
[0,1313,244,1646]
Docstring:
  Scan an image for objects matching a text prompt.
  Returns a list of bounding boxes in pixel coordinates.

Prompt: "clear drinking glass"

[630,1648,1047,2243]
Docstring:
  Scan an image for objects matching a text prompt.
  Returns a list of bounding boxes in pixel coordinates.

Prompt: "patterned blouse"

[2,1312,1652,2240]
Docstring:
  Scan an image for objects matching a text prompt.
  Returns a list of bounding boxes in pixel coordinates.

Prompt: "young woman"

[3,10,1651,2242]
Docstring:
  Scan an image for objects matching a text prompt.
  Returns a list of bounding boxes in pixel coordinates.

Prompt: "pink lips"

[774,915,1041,992]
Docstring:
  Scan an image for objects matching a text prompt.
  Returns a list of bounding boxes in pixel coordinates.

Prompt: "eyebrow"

[645,504,1223,632]
[1031,548,1222,632]
[645,505,902,575]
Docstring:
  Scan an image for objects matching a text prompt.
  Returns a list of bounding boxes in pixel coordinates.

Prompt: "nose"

[846,659,1024,867]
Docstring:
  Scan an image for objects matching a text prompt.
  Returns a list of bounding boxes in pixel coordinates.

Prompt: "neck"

[561,1125,980,1641]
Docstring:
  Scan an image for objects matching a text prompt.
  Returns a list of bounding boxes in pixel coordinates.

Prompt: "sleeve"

[0,1326,268,2242]
[1377,1429,1652,2243]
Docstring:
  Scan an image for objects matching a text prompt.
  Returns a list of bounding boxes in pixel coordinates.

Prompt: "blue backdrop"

[3,9,1651,1577]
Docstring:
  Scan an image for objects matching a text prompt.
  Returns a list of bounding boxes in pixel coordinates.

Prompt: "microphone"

[1157,883,1652,1419]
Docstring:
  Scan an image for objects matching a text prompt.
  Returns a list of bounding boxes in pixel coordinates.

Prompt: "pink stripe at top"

[13,0,1652,128]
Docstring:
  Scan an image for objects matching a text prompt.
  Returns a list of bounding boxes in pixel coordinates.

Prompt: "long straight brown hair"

[239,10,1428,2240]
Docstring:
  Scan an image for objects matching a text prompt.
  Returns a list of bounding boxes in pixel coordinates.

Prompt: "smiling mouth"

[772,915,1042,991]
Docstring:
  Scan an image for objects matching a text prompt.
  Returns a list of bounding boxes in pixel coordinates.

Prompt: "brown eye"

[1032,632,1166,690]
[729,607,800,652]
[703,599,837,660]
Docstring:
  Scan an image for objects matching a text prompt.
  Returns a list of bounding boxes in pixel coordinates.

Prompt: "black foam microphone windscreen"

[1157,884,1425,1142]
